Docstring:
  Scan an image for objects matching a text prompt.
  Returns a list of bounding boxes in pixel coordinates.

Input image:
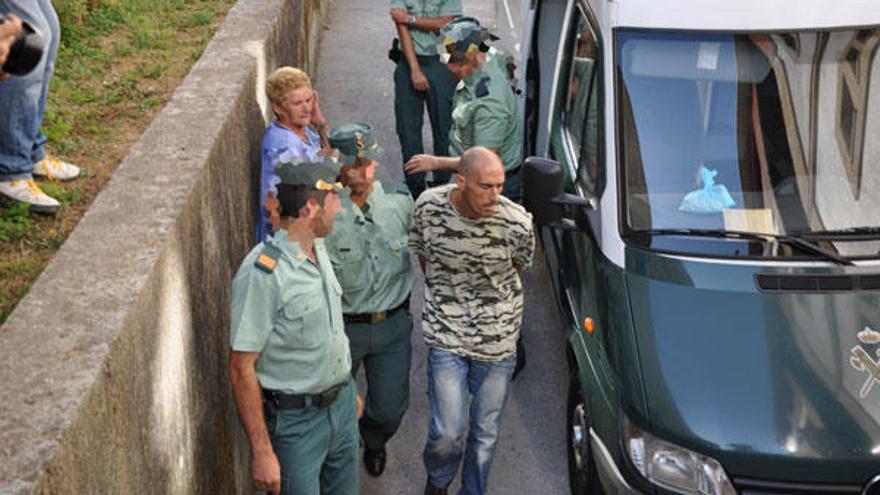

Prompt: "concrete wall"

[0,0,327,492]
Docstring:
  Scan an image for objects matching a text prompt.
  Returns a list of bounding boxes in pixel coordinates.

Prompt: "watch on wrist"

[407,14,416,28]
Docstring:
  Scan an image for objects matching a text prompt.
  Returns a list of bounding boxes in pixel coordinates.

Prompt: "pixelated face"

[274,86,314,128]
[340,159,377,197]
[445,60,470,81]
[460,161,504,218]
[311,191,341,237]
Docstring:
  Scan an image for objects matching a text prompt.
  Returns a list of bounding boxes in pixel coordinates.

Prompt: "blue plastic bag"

[678,166,735,214]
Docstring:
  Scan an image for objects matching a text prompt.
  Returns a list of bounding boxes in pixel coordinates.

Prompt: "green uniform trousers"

[394,56,455,199]
[266,379,359,495]
[345,307,413,450]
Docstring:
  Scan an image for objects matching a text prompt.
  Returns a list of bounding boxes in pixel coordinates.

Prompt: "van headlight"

[623,417,736,495]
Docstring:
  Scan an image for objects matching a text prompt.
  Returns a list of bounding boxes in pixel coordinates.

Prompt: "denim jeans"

[423,347,516,495]
[0,0,60,181]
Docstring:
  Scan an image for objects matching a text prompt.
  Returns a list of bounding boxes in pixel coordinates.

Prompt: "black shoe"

[512,337,526,380]
[364,447,386,477]
[424,479,448,495]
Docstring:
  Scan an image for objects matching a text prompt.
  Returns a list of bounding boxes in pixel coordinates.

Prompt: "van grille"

[755,273,880,292]
[734,476,863,495]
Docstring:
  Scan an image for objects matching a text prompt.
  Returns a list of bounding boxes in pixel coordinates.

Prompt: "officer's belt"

[343,297,409,325]
[416,54,440,63]
[505,165,522,178]
[262,381,346,410]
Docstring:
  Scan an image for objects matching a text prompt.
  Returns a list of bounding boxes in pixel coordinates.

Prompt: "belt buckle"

[318,387,338,408]
[370,311,387,324]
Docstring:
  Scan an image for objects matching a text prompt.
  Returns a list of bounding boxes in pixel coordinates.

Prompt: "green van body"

[521,0,880,493]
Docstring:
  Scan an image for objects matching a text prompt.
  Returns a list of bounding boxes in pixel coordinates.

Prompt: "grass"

[0,0,237,325]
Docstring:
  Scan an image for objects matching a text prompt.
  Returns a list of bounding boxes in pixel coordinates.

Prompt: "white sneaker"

[0,179,60,213]
[33,155,81,181]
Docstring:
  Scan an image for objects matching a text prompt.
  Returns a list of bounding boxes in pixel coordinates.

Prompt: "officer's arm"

[410,15,457,33]
[395,23,430,92]
[229,350,281,495]
[404,150,500,174]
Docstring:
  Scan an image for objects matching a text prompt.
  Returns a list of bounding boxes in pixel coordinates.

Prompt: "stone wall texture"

[0,0,326,492]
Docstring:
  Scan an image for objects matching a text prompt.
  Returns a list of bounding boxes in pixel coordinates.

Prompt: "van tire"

[567,370,603,495]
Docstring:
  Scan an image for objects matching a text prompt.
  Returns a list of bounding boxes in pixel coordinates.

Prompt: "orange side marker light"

[583,317,595,335]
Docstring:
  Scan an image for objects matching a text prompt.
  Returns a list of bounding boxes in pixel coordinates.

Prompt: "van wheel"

[567,370,603,494]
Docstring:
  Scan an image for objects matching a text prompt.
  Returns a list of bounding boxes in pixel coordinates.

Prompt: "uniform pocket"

[276,298,326,350]
[385,236,411,277]
[331,244,368,292]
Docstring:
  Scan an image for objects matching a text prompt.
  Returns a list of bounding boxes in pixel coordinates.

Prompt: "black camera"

[0,14,44,76]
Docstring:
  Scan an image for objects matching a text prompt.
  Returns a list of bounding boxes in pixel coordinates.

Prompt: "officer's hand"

[411,69,429,92]
[390,8,408,25]
[253,450,282,495]
[0,13,23,75]
[404,154,437,174]
[356,394,364,419]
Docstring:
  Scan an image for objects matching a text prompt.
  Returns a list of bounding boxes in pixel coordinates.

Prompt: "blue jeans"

[423,348,516,495]
[0,0,59,181]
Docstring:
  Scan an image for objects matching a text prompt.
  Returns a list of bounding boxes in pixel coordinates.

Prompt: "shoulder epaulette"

[475,76,491,98]
[255,244,282,273]
[384,182,411,196]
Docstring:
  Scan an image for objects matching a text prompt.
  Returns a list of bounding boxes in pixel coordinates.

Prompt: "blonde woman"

[258,67,331,243]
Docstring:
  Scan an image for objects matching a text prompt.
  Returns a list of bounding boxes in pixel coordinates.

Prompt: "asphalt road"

[314,1,571,493]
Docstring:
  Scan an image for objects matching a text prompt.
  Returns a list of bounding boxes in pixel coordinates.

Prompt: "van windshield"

[617,29,880,260]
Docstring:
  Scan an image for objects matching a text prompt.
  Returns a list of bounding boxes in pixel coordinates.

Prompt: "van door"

[548,1,604,341]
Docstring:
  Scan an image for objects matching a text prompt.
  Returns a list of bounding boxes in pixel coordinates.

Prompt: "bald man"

[408,147,535,495]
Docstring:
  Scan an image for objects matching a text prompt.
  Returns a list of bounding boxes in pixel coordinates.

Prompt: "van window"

[562,8,601,193]
[617,29,880,260]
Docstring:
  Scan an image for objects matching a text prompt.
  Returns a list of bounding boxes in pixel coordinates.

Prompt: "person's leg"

[459,355,516,495]
[29,0,59,165]
[394,59,428,199]
[501,167,522,204]
[321,380,360,495]
[423,348,469,490]
[268,406,328,495]
[0,0,50,180]
[344,321,370,379]
[360,309,413,449]
[423,58,454,188]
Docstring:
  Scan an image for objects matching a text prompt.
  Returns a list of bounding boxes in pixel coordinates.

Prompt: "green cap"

[328,122,384,165]
[274,158,342,191]
[438,17,498,63]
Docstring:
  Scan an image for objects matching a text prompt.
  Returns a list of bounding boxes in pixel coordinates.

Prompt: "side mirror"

[522,157,594,230]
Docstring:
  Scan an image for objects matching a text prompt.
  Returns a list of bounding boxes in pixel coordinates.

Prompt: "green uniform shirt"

[325,181,415,314]
[390,0,462,56]
[449,47,522,172]
[230,231,351,394]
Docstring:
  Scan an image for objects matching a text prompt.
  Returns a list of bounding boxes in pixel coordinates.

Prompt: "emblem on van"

[850,326,880,399]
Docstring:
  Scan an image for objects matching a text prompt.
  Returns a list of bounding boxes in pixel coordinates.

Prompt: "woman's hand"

[310,90,327,130]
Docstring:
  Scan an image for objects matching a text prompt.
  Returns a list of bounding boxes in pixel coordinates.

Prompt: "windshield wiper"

[632,228,855,265]
[790,227,880,241]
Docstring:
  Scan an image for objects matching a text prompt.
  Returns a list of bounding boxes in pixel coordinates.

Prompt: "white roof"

[612,0,880,31]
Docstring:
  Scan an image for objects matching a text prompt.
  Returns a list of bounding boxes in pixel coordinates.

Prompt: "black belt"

[505,166,522,178]
[343,297,409,325]
[262,381,346,410]
[416,54,440,63]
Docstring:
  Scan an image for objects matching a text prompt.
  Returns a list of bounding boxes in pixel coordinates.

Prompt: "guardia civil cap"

[274,158,342,191]
[328,122,384,165]
[438,17,499,63]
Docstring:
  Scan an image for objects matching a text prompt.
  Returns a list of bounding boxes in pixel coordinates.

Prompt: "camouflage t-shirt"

[408,184,535,361]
